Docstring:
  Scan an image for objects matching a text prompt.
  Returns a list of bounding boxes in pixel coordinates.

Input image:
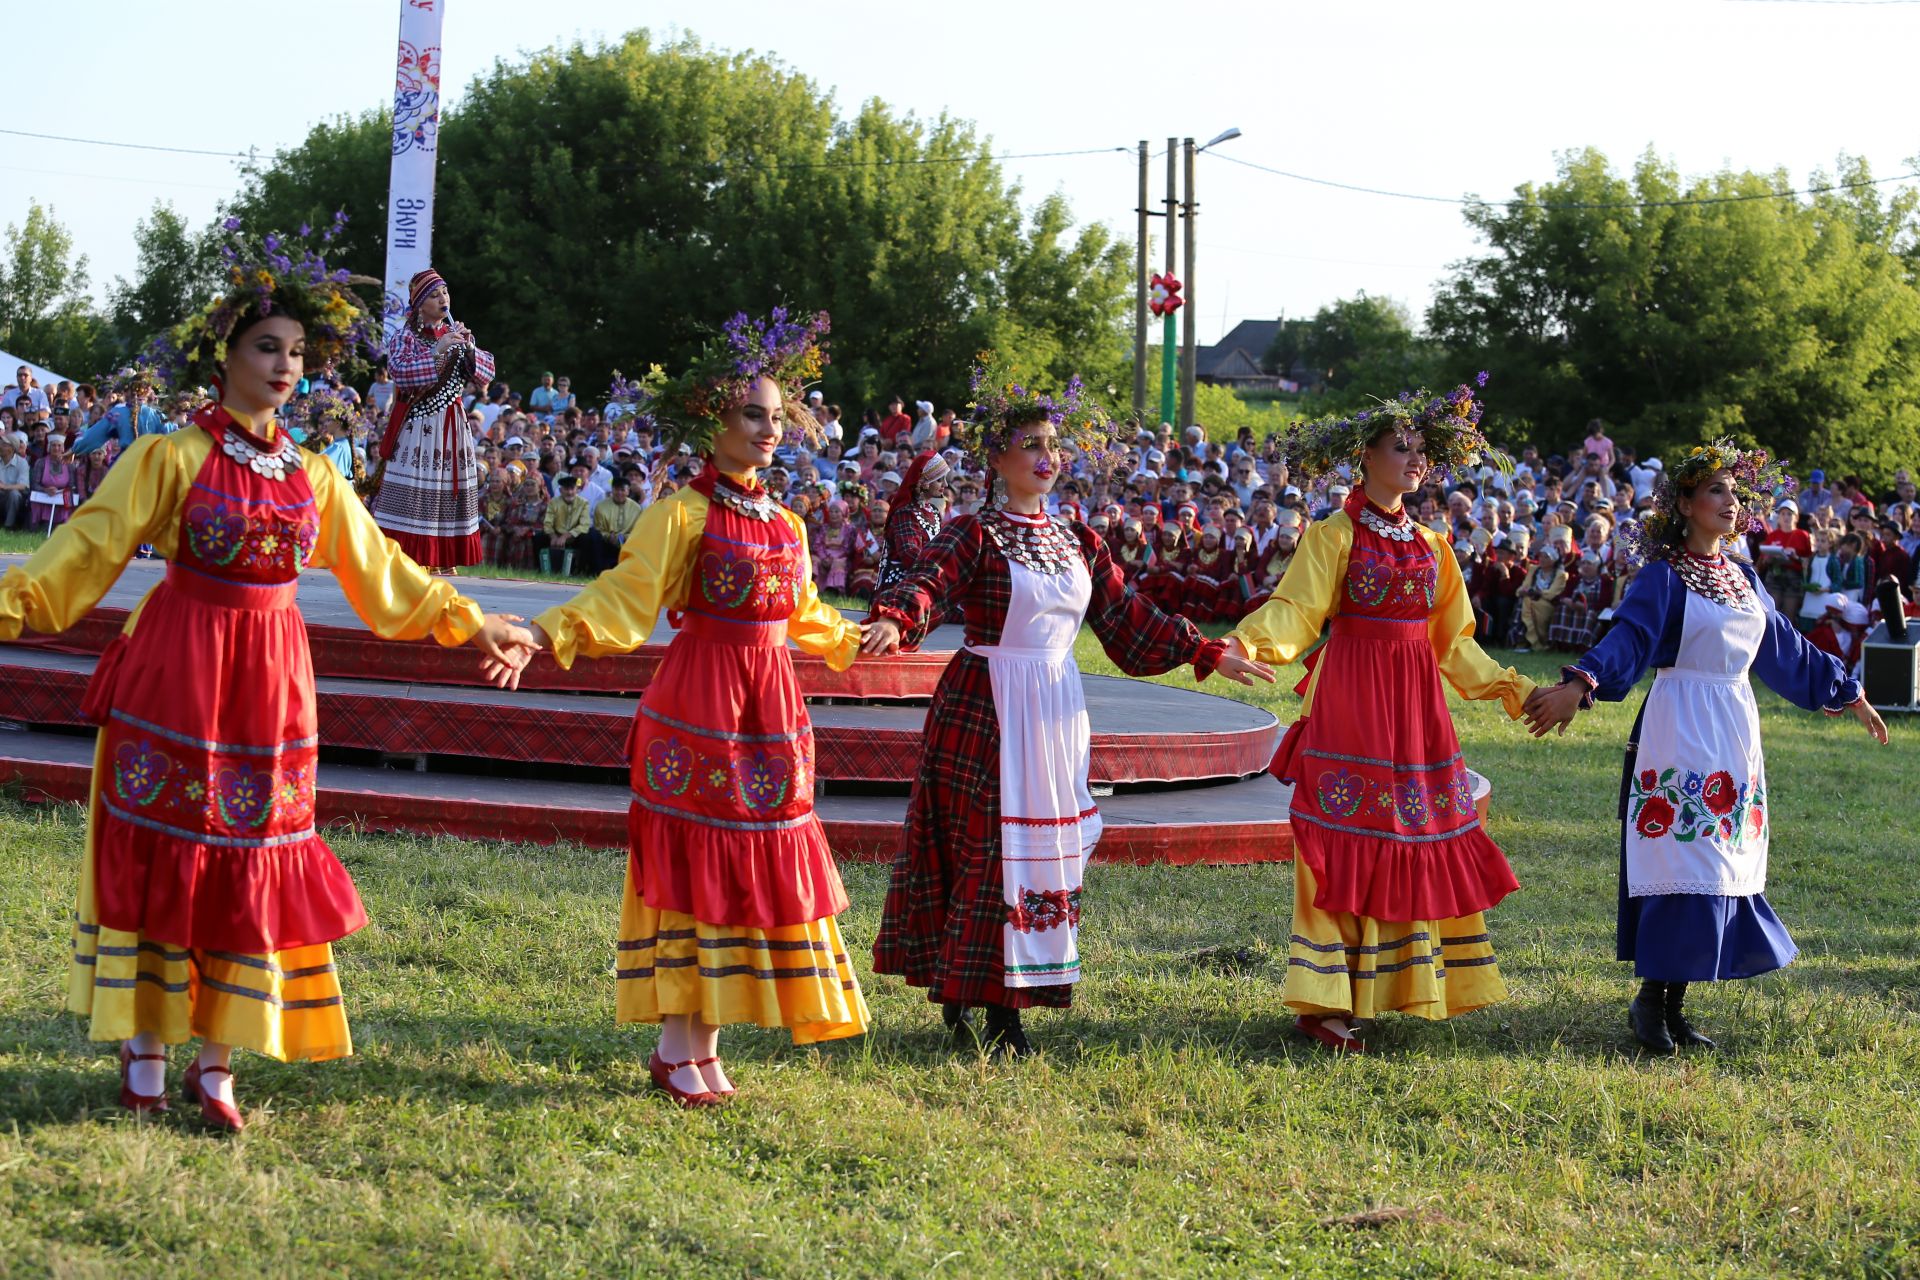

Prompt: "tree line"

[3,32,1917,483]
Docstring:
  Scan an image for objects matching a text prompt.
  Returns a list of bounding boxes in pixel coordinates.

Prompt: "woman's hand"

[474,614,542,690]
[861,617,902,656]
[1522,680,1586,738]
[1852,695,1890,745]
[1212,650,1276,687]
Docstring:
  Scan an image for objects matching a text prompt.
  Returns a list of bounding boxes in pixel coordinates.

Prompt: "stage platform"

[0,556,960,699]
[0,554,1496,865]
[0,647,1280,785]
[0,728,1340,866]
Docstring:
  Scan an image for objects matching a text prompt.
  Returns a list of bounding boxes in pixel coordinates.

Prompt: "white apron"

[1625,587,1770,897]
[969,558,1099,989]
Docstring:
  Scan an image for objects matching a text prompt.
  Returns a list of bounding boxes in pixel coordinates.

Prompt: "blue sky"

[4,0,1917,345]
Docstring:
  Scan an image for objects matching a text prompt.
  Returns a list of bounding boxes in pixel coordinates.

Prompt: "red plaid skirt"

[871,650,1073,1010]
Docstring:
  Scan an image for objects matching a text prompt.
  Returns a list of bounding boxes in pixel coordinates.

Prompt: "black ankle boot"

[942,1002,970,1033]
[1662,982,1715,1049]
[982,1005,1031,1060]
[1630,980,1676,1053]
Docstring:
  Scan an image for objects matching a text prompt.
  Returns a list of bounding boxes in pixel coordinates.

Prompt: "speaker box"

[1862,621,1920,711]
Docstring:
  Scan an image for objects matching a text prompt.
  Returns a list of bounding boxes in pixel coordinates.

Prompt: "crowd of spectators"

[5,360,1916,669]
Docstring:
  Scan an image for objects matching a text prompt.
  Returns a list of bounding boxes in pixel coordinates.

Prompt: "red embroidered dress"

[1229,493,1534,1021]
[627,481,842,927]
[0,405,484,1060]
[532,469,868,1043]
[869,513,1224,1010]
[84,409,358,952]
[1270,500,1518,920]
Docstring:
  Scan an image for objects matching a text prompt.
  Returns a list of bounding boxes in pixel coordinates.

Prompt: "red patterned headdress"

[408,269,447,315]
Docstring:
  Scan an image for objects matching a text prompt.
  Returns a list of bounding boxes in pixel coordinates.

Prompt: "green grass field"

[1,606,1917,1275]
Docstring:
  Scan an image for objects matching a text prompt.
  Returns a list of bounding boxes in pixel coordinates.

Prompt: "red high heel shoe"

[118,1044,170,1114]
[691,1056,735,1100]
[1295,1015,1368,1053]
[648,1051,719,1109]
[182,1060,246,1132]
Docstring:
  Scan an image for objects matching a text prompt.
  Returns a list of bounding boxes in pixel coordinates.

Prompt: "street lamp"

[1181,127,1241,432]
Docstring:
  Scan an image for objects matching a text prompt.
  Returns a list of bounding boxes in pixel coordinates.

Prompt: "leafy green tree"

[0,201,112,377]
[1428,148,1920,484]
[223,32,1133,413]
[107,202,222,357]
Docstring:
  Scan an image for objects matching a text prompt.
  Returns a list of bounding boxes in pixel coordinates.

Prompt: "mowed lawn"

[0,637,1916,1278]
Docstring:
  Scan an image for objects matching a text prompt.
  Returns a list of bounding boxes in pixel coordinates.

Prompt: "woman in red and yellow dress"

[1222,379,1535,1051]
[506,311,867,1108]
[0,225,532,1128]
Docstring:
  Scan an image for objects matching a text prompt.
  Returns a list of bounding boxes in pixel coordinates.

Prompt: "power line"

[1206,150,1920,211]
[0,126,249,160]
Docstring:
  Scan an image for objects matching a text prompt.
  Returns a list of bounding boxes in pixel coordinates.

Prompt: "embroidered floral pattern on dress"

[183,499,318,577]
[1630,766,1767,847]
[1008,887,1082,933]
[638,732,812,810]
[733,750,792,812]
[645,738,695,796]
[113,740,173,807]
[214,764,276,830]
[699,553,756,608]
[101,718,315,837]
[1314,765,1477,827]
[1345,546,1437,611]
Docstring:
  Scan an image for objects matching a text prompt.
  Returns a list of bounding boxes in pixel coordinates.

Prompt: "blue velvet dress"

[1572,557,1859,981]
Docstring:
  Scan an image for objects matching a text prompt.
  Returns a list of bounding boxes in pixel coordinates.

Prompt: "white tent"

[0,347,74,397]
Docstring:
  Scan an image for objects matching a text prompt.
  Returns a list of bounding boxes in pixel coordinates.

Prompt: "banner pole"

[382,0,446,341]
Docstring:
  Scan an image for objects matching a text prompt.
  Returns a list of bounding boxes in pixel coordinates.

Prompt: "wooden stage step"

[0,728,1305,866]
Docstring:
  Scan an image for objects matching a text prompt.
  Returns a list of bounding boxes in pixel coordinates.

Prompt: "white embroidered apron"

[970,558,1100,988]
[1625,587,1770,897]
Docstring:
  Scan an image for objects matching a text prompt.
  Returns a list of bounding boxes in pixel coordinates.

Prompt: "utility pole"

[1160,137,1178,430]
[1179,136,1198,434]
[1133,140,1149,420]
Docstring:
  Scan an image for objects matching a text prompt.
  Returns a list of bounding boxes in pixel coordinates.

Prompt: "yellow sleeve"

[305,453,483,646]
[1427,530,1535,719]
[0,433,187,639]
[782,509,860,671]
[532,491,701,668]
[1225,515,1348,667]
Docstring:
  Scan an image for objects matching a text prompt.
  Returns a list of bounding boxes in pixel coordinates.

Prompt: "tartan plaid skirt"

[871,650,1074,1010]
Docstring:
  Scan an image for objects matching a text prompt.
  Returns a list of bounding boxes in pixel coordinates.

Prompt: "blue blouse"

[1572,559,1859,712]
[70,404,172,455]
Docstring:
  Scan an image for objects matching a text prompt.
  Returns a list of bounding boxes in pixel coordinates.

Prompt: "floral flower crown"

[1618,438,1793,566]
[607,364,665,428]
[143,212,378,392]
[653,308,829,456]
[1284,372,1509,486]
[837,479,870,505]
[953,352,1124,471]
[300,384,361,438]
[103,363,159,397]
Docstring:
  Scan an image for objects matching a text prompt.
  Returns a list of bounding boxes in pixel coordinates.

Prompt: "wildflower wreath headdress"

[652,308,830,456]
[1618,438,1792,566]
[606,365,665,429]
[953,352,1124,471]
[144,211,378,392]
[1283,372,1509,485]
